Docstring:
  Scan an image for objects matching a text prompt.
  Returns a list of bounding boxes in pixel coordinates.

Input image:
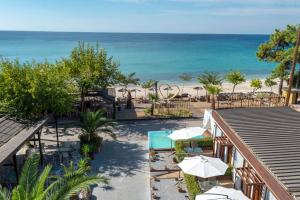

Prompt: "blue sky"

[0,0,299,34]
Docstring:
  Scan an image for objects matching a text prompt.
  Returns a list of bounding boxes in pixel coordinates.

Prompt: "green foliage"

[0,59,74,119]
[206,85,222,96]
[118,72,140,88]
[141,80,156,89]
[257,24,300,63]
[225,164,234,176]
[175,140,186,162]
[81,144,91,159]
[250,79,262,92]
[148,93,159,102]
[197,72,223,89]
[183,173,201,200]
[79,110,116,141]
[225,71,246,93]
[195,137,213,148]
[0,154,108,200]
[264,77,277,91]
[63,42,121,92]
[0,185,10,200]
[144,108,151,117]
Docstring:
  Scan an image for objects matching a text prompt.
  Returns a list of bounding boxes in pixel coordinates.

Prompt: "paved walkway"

[91,118,202,200]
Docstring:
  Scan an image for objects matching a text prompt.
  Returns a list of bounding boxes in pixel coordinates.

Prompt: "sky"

[0,0,299,34]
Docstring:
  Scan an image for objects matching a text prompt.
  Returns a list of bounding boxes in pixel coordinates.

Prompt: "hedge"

[183,173,201,200]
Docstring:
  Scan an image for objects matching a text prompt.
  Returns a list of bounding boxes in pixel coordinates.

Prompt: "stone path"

[91,118,202,200]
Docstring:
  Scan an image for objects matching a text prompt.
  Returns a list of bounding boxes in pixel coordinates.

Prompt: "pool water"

[148,130,175,149]
[148,130,204,149]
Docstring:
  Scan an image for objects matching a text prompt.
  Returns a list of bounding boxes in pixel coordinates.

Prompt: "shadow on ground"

[115,118,203,137]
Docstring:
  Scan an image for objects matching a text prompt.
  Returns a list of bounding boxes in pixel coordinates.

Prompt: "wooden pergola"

[213,135,233,163]
[236,167,264,200]
[0,116,49,184]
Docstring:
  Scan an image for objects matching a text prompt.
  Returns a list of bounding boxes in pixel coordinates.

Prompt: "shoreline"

[115,78,282,98]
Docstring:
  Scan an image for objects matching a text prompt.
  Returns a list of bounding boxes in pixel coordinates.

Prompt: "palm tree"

[0,154,108,200]
[179,73,193,94]
[225,71,246,93]
[197,72,223,102]
[206,85,222,110]
[79,110,116,141]
[118,72,140,108]
[141,80,155,99]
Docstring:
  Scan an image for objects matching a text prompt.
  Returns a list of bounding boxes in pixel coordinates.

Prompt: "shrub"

[175,140,186,162]
[184,173,201,199]
[195,137,213,148]
[225,164,234,176]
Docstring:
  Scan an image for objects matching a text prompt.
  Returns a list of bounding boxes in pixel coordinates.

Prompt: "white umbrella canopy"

[196,186,250,200]
[168,127,208,140]
[178,156,228,178]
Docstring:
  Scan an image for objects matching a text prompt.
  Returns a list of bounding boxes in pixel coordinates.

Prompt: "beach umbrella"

[193,86,203,97]
[178,156,228,178]
[168,127,208,140]
[195,186,250,200]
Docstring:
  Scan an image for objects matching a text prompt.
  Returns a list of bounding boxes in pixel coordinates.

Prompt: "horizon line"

[0,29,270,36]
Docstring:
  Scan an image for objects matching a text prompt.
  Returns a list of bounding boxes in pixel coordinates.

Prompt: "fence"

[154,100,191,117]
[216,92,285,109]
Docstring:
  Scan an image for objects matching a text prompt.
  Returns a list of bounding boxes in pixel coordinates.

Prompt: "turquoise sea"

[0,31,274,82]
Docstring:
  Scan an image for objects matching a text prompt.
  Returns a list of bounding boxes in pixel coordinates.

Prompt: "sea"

[0,31,275,82]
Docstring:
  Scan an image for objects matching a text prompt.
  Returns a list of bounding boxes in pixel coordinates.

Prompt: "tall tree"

[179,73,193,94]
[270,61,290,95]
[62,42,121,111]
[225,71,246,93]
[257,24,300,94]
[286,27,300,105]
[197,72,223,102]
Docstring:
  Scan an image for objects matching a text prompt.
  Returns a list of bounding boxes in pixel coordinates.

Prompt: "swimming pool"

[148,130,204,149]
[148,130,174,149]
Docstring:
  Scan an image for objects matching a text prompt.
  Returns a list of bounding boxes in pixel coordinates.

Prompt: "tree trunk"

[297,62,300,88]
[151,103,154,116]
[126,91,132,109]
[286,28,300,106]
[232,85,236,94]
[211,95,215,110]
[278,78,283,96]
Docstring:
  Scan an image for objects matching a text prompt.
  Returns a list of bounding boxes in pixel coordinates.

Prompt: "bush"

[195,137,213,148]
[184,173,201,199]
[79,134,103,153]
[175,140,186,162]
[225,164,233,176]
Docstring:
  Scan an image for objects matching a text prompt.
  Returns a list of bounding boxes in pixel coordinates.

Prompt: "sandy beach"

[116,78,282,99]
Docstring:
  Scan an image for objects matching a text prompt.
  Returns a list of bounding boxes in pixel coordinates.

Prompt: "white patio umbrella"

[168,127,208,140]
[196,186,250,200]
[178,156,228,178]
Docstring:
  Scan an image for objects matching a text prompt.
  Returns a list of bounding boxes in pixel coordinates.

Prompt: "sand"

[115,78,283,99]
